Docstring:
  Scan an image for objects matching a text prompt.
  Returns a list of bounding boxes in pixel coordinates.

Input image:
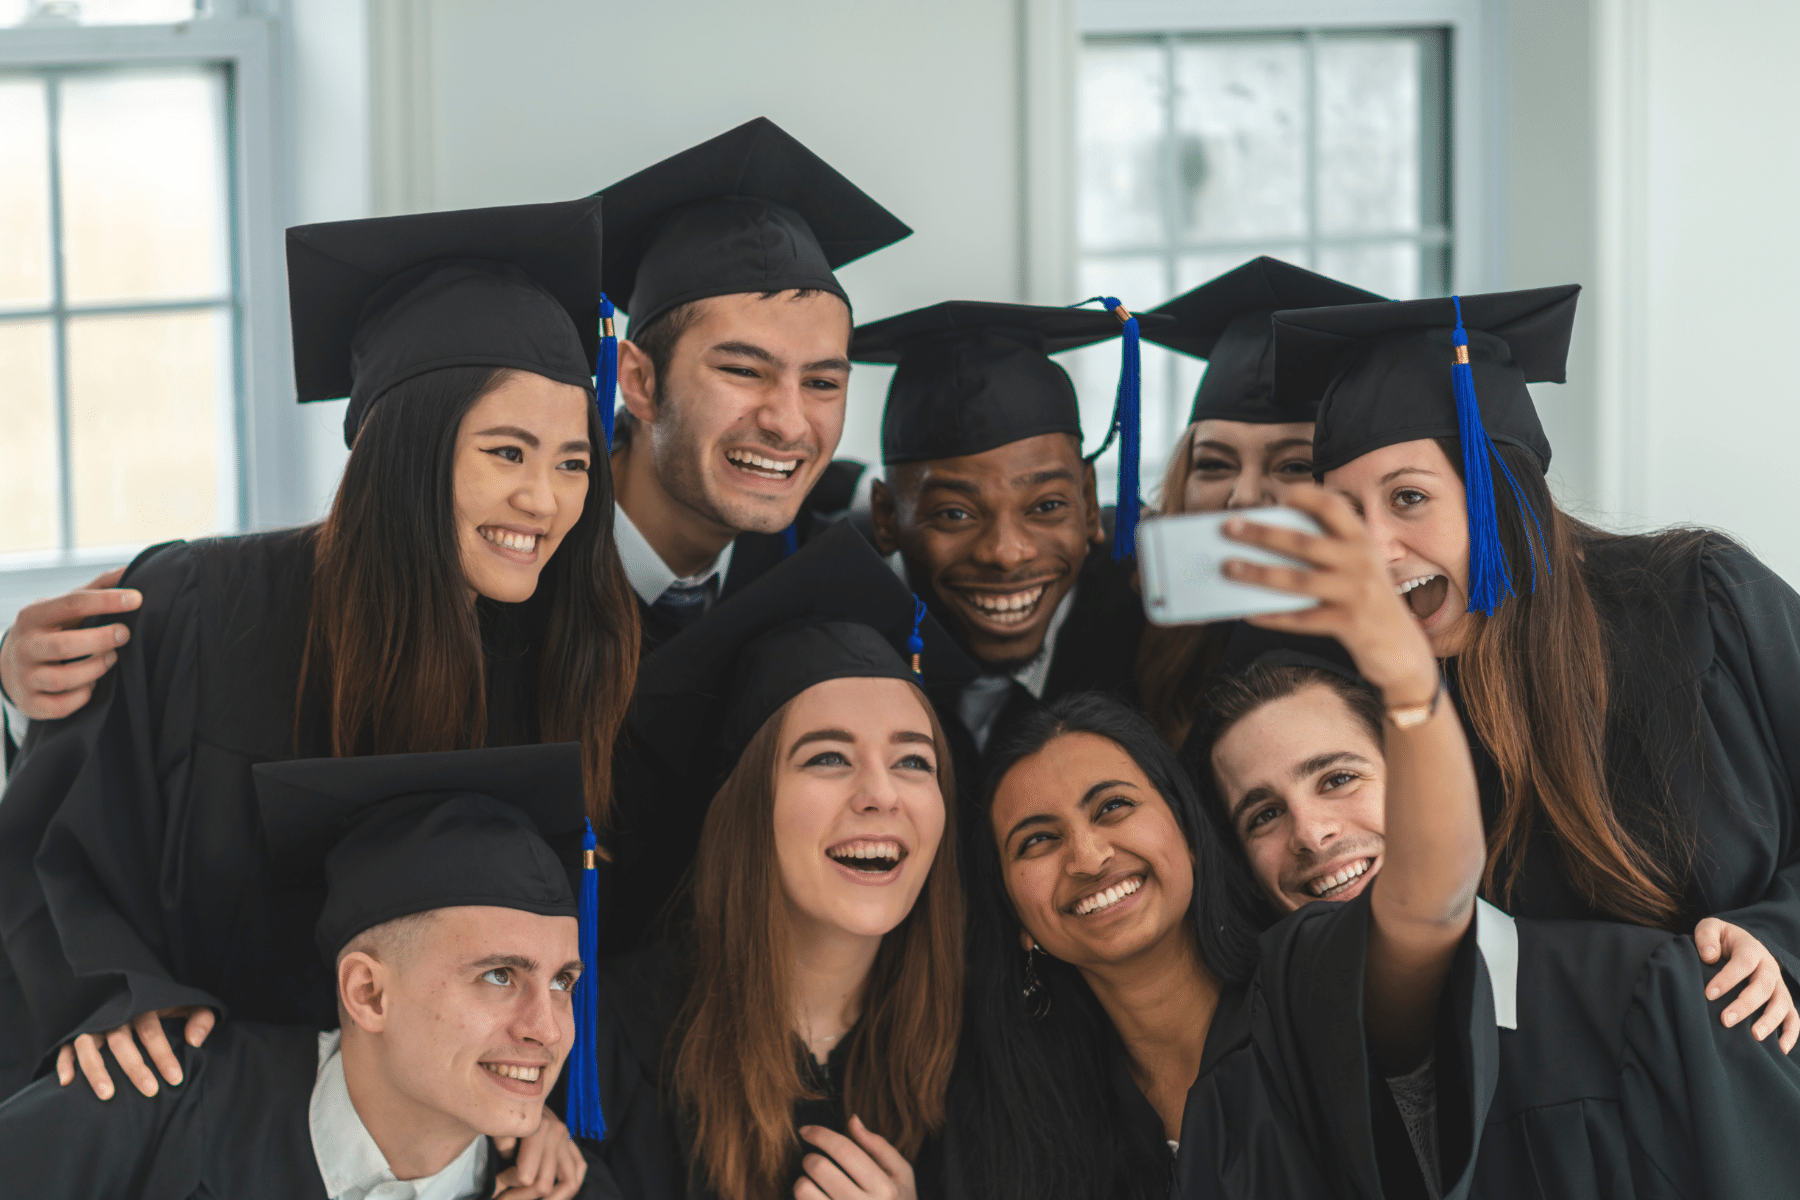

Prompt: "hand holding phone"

[1138,506,1325,626]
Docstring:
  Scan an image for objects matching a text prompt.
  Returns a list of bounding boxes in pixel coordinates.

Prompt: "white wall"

[1595,0,1800,583]
[368,0,1026,477]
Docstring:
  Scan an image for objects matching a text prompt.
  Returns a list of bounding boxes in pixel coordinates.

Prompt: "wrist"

[1383,674,1446,730]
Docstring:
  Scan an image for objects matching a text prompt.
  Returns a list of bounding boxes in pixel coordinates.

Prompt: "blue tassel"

[1107,298,1142,562]
[907,596,926,676]
[1451,296,1513,616]
[564,819,605,1140]
[781,523,799,557]
[596,295,618,451]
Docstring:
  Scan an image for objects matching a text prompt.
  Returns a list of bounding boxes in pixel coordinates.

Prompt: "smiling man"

[856,301,1162,757]
[596,117,909,650]
[0,743,603,1200]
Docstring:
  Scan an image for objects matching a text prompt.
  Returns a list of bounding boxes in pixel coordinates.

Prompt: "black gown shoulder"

[0,1018,325,1200]
[0,529,325,1094]
[1173,892,1493,1200]
[1476,913,1800,1198]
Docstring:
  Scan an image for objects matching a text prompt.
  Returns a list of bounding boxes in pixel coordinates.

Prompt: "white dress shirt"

[612,503,735,609]
[310,1031,488,1200]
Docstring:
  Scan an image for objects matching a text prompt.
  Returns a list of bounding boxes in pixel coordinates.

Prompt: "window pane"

[60,66,230,305]
[0,320,60,554]
[0,0,194,28]
[1172,37,1306,243]
[1316,35,1422,236]
[0,77,52,309]
[1317,241,1424,300]
[1080,41,1165,252]
[67,308,231,548]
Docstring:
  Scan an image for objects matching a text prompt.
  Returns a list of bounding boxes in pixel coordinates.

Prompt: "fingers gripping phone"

[1138,506,1325,626]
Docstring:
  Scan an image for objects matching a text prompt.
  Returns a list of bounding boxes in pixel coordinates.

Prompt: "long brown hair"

[1136,422,1232,747]
[672,683,964,1200]
[1441,437,1685,926]
[300,365,639,824]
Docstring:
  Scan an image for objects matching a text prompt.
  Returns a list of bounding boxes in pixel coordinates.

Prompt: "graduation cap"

[631,522,977,773]
[852,299,1174,560]
[252,742,609,1141]
[597,117,911,334]
[286,198,604,448]
[1143,257,1383,425]
[1271,284,1581,616]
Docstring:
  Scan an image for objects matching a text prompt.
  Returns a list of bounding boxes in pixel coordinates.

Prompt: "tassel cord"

[565,819,606,1140]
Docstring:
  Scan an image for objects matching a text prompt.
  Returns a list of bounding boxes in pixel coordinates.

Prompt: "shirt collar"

[955,584,1080,752]
[310,1030,489,1200]
[1013,584,1077,700]
[612,502,736,608]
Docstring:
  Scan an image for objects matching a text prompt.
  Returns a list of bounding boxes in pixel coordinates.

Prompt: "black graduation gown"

[1473,915,1800,1199]
[0,528,552,1096]
[586,943,908,1200]
[923,893,1492,1200]
[0,1018,618,1200]
[1451,534,1800,974]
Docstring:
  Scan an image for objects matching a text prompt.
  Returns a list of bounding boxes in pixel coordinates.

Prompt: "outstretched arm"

[1224,484,1485,1069]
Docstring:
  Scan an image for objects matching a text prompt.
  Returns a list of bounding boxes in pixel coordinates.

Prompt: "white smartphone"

[1137,506,1324,626]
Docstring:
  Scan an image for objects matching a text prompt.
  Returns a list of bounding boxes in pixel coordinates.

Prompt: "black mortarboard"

[286,198,603,447]
[631,523,976,772]
[253,742,609,1140]
[253,743,586,960]
[853,301,1170,464]
[596,118,911,333]
[1144,257,1383,425]
[1273,285,1580,615]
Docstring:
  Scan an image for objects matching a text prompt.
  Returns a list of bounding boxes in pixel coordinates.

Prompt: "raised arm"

[0,567,139,724]
[1223,484,1485,1069]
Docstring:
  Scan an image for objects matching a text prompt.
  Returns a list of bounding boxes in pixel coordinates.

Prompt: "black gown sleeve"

[585,948,696,1199]
[0,1020,208,1200]
[0,542,222,1080]
[1179,892,1497,1200]
[1692,543,1800,984]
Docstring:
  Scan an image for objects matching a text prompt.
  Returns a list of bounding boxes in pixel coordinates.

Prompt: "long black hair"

[949,692,1263,1200]
[302,365,639,823]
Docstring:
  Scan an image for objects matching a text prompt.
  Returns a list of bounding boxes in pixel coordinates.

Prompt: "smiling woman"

[0,195,637,1161]
[585,525,971,1200]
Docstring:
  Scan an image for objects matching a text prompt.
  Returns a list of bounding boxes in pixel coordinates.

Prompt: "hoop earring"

[1022,941,1052,1020]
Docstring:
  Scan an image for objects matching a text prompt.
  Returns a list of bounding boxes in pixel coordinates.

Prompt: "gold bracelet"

[1385,676,1445,730]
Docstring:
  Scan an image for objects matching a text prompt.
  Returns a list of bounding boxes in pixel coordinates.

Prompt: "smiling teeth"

[829,839,905,869]
[481,1062,541,1082]
[726,449,799,478]
[1395,574,1439,596]
[1308,859,1372,897]
[482,528,540,553]
[1074,876,1142,916]
[964,586,1046,625]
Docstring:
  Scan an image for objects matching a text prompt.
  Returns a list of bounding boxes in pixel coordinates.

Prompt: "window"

[1,62,237,558]
[1064,20,1455,499]
[0,2,286,623]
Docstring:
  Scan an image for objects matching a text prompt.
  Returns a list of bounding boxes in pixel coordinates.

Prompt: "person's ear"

[617,339,658,425]
[1082,460,1105,546]
[869,477,902,557]
[1017,927,1036,954]
[339,951,392,1035]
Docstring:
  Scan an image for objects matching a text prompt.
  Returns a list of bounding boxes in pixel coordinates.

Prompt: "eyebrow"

[1011,467,1076,488]
[1379,465,1438,485]
[1004,777,1138,847]
[1261,437,1313,456]
[473,427,592,455]
[467,953,538,973]
[706,343,851,375]
[790,727,937,754]
[1226,751,1374,824]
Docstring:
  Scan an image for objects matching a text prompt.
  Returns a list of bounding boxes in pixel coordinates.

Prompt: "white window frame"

[1024,0,1503,307]
[0,4,294,620]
